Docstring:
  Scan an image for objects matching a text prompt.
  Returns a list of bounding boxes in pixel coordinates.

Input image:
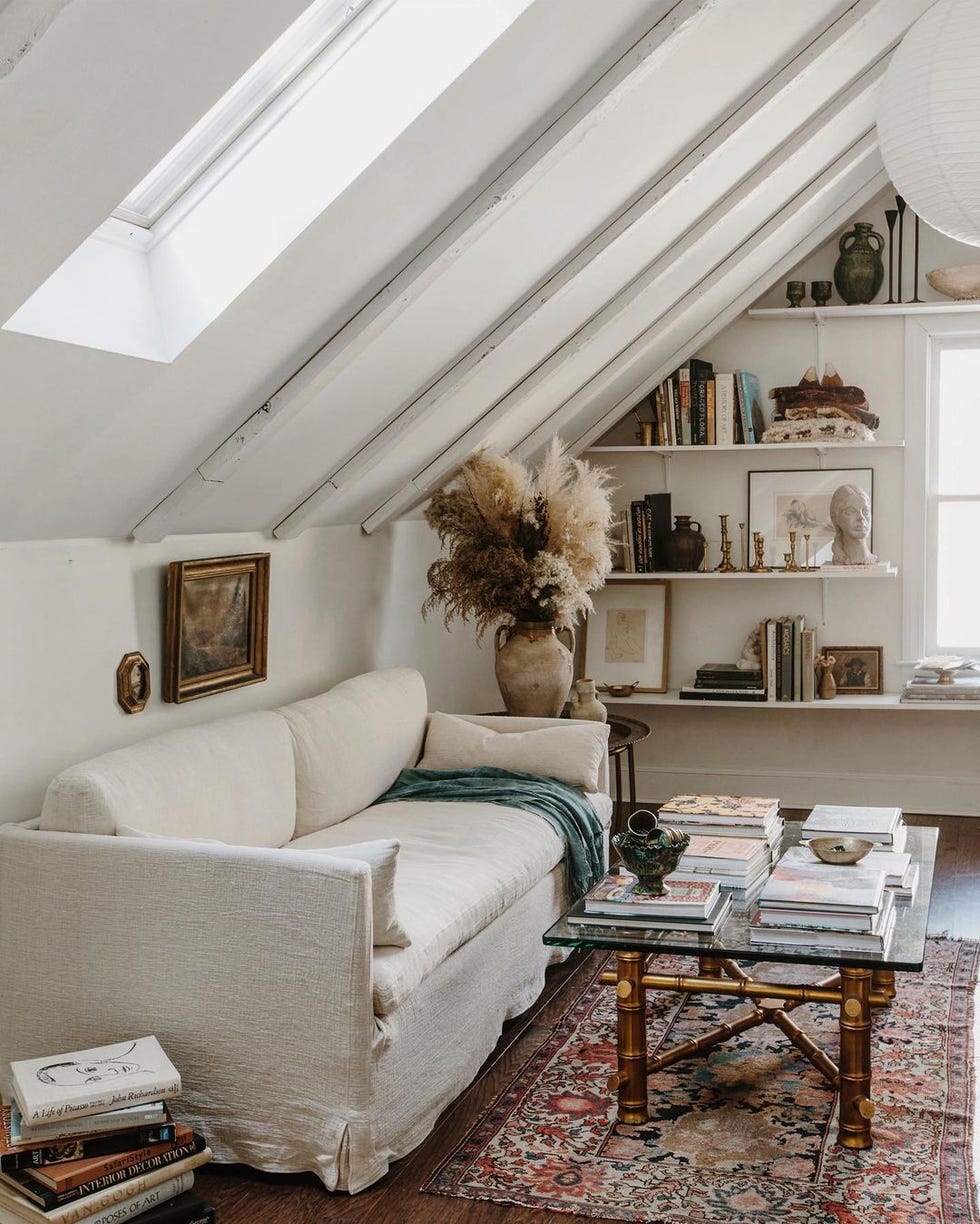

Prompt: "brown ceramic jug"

[668,515,707,572]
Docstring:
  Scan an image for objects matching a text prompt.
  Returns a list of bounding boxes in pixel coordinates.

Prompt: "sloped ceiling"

[0,0,936,542]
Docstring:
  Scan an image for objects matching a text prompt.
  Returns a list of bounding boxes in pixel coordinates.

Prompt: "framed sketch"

[824,646,883,695]
[747,467,873,569]
[580,580,671,693]
[163,554,270,703]
[116,651,150,714]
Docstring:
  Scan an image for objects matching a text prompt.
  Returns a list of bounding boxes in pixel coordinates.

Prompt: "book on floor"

[0,1104,178,1172]
[11,1038,180,1127]
[583,872,720,919]
[23,1123,196,1192]
[10,1101,169,1145]
[136,1191,215,1224]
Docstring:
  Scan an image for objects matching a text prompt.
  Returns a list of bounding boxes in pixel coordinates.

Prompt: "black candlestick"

[884,208,898,304]
[911,212,922,302]
[896,195,907,304]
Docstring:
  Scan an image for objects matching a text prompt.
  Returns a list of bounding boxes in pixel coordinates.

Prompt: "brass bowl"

[808,836,875,865]
[602,682,638,698]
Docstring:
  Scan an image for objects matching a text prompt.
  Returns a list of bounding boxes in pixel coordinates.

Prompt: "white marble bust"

[829,483,877,566]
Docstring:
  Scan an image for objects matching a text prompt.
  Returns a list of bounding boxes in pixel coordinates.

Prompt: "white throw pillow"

[299,838,410,949]
[418,711,609,792]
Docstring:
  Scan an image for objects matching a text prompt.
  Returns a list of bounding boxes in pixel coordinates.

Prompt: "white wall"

[0,526,390,823]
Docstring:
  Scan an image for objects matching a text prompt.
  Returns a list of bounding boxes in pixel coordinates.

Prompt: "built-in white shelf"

[586,441,904,454]
[748,302,980,320]
[606,567,897,580]
[603,691,978,711]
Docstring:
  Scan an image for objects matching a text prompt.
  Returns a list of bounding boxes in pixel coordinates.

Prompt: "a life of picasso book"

[0,1105,177,1172]
[10,1038,180,1127]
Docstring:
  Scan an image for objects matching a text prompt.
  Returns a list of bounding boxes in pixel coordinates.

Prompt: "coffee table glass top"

[544,822,937,972]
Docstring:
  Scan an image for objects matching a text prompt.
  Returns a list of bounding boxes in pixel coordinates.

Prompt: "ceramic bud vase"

[569,678,608,723]
[494,621,574,717]
[833,222,885,304]
[819,663,837,700]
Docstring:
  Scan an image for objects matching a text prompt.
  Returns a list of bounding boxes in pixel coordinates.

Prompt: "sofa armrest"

[0,823,377,1186]
[452,714,610,794]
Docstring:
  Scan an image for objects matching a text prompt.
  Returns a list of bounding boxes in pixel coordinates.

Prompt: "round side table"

[606,716,651,838]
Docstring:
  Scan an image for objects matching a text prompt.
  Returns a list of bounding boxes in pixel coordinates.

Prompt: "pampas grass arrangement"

[423,440,616,638]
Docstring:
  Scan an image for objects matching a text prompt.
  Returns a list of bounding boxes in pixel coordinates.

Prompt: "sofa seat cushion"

[40,712,296,846]
[289,799,575,1015]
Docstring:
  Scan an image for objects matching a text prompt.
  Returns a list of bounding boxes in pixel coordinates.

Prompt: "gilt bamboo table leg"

[872,969,896,1001]
[614,951,648,1123]
[837,967,875,1149]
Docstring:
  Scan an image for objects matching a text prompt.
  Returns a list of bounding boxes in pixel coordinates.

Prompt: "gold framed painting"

[163,554,270,703]
[823,645,884,695]
[580,580,671,694]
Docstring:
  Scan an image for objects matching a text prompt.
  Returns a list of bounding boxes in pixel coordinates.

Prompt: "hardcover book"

[735,370,766,443]
[0,1106,177,1173]
[25,1125,193,1192]
[9,1102,168,1145]
[11,1038,180,1127]
[136,1191,216,1224]
[583,873,719,919]
[567,891,732,933]
[801,805,904,844]
[658,794,780,823]
[679,687,766,701]
[750,893,896,951]
[714,372,735,446]
[758,851,887,914]
[679,835,771,868]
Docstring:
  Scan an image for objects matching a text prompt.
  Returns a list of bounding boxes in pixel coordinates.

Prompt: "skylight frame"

[113,0,388,229]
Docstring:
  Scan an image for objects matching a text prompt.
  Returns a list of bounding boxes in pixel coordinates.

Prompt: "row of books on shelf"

[0,1037,213,1224]
[680,618,819,704]
[634,360,767,447]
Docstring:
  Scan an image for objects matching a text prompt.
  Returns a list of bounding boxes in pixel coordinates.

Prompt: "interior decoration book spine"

[11,1038,180,1126]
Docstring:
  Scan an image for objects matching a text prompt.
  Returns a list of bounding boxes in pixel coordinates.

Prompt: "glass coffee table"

[543,822,937,1151]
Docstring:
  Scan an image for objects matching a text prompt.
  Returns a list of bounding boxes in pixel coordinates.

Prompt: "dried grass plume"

[423,439,616,638]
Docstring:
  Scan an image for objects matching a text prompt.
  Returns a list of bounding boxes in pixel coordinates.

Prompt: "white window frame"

[903,312,980,659]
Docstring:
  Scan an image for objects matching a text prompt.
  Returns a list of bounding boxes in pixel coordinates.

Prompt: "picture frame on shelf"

[824,646,884,695]
[163,553,270,703]
[747,467,874,569]
[580,579,670,694]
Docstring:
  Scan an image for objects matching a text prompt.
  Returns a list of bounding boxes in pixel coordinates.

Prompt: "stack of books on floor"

[679,662,766,702]
[800,803,917,901]
[670,834,773,906]
[567,872,732,935]
[656,794,784,862]
[748,845,896,953]
[0,1037,213,1224]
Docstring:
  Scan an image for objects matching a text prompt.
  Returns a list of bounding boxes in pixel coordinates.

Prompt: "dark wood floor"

[195,813,979,1224]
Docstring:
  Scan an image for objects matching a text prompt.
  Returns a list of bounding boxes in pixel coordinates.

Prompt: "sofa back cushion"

[280,667,428,836]
[40,711,297,846]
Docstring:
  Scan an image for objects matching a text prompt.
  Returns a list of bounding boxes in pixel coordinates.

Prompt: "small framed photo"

[747,467,873,568]
[580,580,671,693]
[824,646,883,695]
[164,554,270,703]
[116,651,151,714]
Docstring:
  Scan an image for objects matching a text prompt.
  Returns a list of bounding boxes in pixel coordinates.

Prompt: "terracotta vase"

[819,664,837,700]
[569,678,608,723]
[493,621,574,717]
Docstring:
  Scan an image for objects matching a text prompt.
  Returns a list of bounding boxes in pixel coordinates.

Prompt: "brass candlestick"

[783,530,802,572]
[739,522,747,571]
[716,514,736,572]
[749,532,771,573]
[803,533,813,570]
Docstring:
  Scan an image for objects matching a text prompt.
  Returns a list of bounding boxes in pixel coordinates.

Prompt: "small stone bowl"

[807,836,875,865]
[601,682,639,698]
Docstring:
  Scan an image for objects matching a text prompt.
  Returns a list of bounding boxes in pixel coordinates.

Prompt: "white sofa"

[0,667,611,1192]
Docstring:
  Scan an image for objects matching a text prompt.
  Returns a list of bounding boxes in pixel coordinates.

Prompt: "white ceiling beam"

[0,0,73,77]
[130,0,709,542]
[274,0,929,538]
[360,137,886,532]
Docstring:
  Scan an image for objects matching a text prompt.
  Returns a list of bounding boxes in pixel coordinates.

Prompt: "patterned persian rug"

[423,939,979,1223]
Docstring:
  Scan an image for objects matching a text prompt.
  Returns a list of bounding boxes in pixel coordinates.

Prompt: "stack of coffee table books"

[656,794,784,859]
[670,835,772,905]
[800,804,907,853]
[748,845,896,952]
[567,873,733,935]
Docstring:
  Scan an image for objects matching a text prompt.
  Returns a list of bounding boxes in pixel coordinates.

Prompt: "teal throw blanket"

[376,766,605,901]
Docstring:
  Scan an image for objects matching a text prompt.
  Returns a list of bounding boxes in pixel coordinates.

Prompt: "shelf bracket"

[819,576,828,626]
[661,451,672,494]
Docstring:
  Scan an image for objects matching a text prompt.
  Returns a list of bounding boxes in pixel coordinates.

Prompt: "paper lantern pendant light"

[877,0,980,247]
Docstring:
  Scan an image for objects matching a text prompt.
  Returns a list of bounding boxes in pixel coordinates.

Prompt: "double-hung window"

[904,315,980,658]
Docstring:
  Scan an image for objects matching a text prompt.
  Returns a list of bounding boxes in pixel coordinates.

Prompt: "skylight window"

[113,0,388,229]
[4,0,533,362]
